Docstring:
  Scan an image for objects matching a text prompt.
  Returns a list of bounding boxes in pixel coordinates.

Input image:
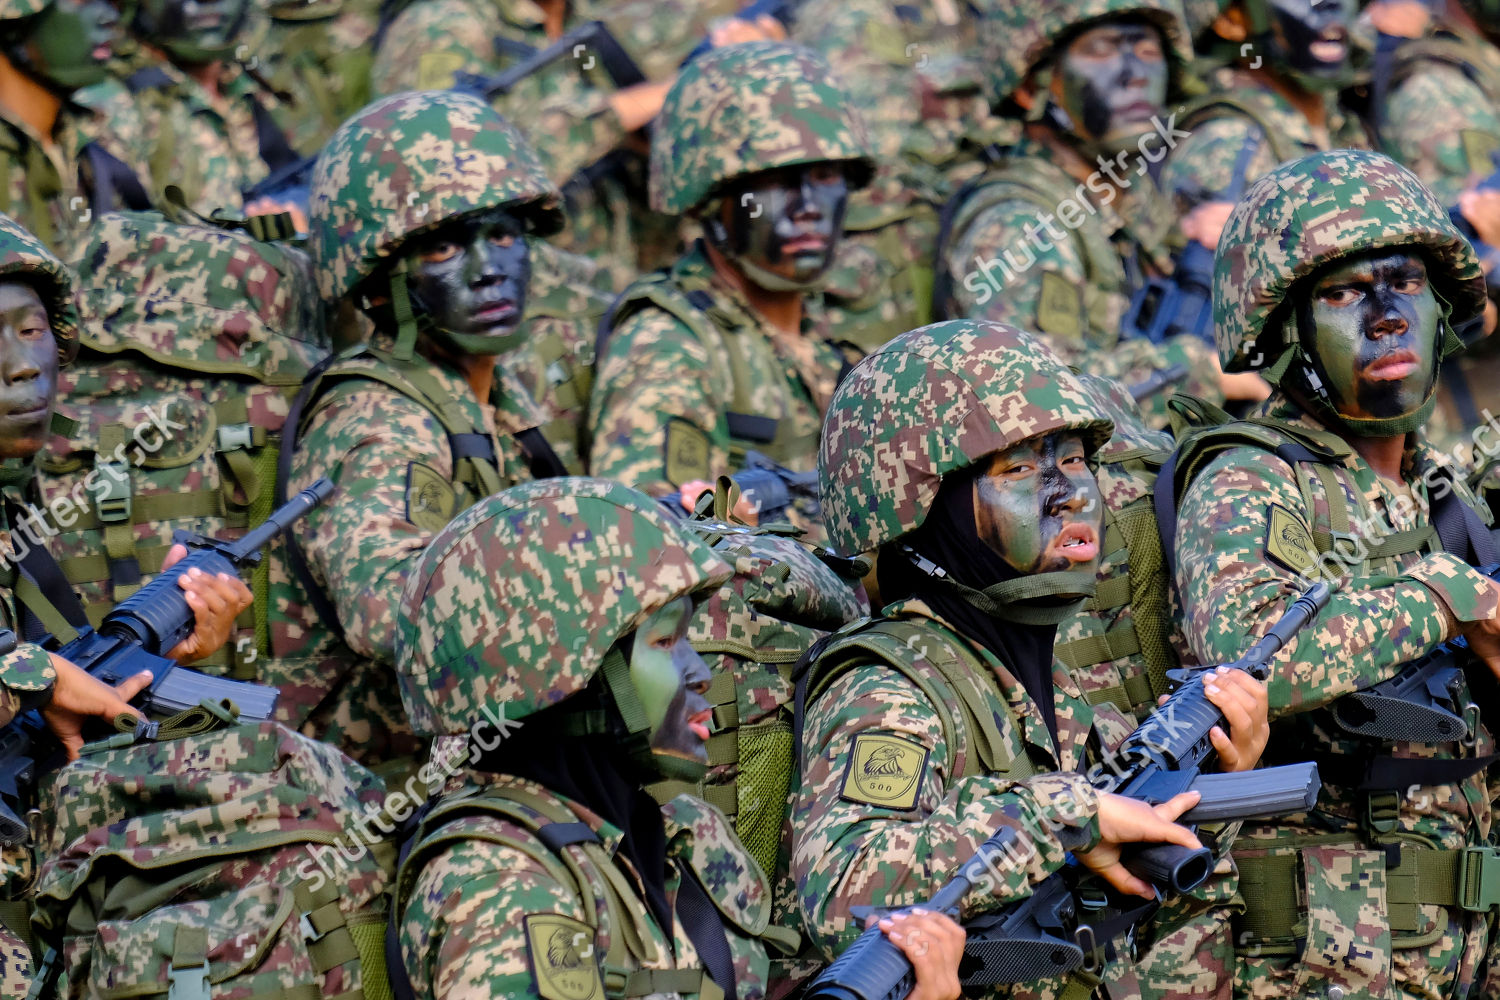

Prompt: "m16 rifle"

[0,479,334,846]
[661,450,819,525]
[452,20,647,100]
[804,582,1330,1000]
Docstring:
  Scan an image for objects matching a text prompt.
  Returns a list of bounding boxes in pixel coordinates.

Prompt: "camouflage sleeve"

[0,642,57,728]
[587,308,730,495]
[790,661,1100,959]
[290,383,457,663]
[1173,447,1500,716]
[1382,64,1500,207]
[368,0,494,96]
[1159,115,1282,213]
[400,824,589,1000]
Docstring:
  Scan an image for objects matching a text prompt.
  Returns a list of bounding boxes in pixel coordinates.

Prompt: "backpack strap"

[1178,93,1299,169]
[5,497,87,643]
[801,617,1037,782]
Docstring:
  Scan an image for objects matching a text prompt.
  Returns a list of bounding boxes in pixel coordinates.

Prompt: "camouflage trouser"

[1,848,33,998]
[1137,863,1237,1000]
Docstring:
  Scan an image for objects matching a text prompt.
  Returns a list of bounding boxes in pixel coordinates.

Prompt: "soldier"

[114,0,299,216]
[793,318,1271,997]
[937,0,1238,419]
[391,476,964,1000]
[273,90,568,768]
[0,0,152,253]
[589,42,873,533]
[0,211,249,996]
[1168,150,1500,998]
[1160,0,1366,252]
[252,0,377,156]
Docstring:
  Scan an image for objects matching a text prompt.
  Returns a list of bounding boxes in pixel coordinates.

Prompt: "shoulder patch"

[839,733,930,811]
[1036,271,1083,344]
[416,51,466,91]
[1265,503,1315,575]
[663,418,711,487]
[524,914,603,1000]
[406,461,457,534]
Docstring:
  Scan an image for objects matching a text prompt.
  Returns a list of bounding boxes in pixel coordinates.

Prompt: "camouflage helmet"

[308,91,564,304]
[1214,150,1486,375]
[649,41,875,216]
[0,0,47,18]
[0,212,78,365]
[820,319,1114,555]
[394,477,733,737]
[979,0,1194,105]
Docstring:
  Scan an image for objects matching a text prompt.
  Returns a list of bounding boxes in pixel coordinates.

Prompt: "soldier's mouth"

[1050,522,1099,564]
[1309,27,1347,63]
[1365,349,1420,381]
[688,709,712,743]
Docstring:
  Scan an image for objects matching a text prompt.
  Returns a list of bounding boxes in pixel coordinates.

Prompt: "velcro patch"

[663,418,711,487]
[1265,503,1315,575]
[525,914,603,1000]
[406,461,457,534]
[1036,271,1084,344]
[839,733,929,811]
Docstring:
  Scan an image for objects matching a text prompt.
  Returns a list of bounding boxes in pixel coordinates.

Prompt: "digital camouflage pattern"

[0,210,79,360]
[649,41,875,215]
[589,243,855,535]
[1213,150,1486,375]
[818,319,1113,556]
[394,477,730,735]
[400,775,772,1000]
[940,134,1223,421]
[975,0,1193,104]
[307,89,562,303]
[251,0,379,155]
[31,721,392,1000]
[1376,22,1500,206]
[36,210,326,684]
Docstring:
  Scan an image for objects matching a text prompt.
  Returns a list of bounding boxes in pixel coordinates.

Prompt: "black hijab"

[878,465,1064,743]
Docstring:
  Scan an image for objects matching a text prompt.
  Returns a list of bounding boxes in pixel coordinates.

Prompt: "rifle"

[804,582,1330,1000]
[452,20,647,101]
[1122,126,1263,346]
[661,450,819,525]
[0,478,334,846]
[1125,363,1189,403]
[241,152,318,210]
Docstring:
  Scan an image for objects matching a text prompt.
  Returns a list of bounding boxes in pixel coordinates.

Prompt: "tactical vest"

[391,783,797,1000]
[1160,409,1500,954]
[604,275,822,468]
[1376,31,1500,164]
[932,154,1127,334]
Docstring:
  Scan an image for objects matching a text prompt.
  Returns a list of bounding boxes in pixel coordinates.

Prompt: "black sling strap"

[1429,467,1499,565]
[673,863,737,997]
[513,427,568,480]
[4,499,89,642]
[79,142,153,214]
[249,99,301,174]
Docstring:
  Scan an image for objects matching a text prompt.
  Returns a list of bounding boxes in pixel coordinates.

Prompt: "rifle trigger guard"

[1464,702,1481,748]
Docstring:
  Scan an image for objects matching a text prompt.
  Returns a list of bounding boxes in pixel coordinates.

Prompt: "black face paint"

[402,209,532,357]
[972,432,1103,576]
[0,281,58,462]
[1296,251,1439,422]
[1056,21,1168,147]
[723,164,849,290]
[1260,0,1355,83]
[135,0,252,61]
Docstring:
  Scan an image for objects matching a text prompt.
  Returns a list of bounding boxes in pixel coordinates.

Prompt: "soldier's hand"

[43,655,148,760]
[1219,371,1271,403]
[1460,189,1500,250]
[1199,666,1270,772]
[1181,201,1235,250]
[1464,628,1500,681]
[863,908,965,1000]
[1367,0,1431,38]
[1077,791,1202,898]
[160,544,253,664]
[709,13,786,47]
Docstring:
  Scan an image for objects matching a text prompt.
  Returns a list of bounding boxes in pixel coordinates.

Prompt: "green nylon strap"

[1364,525,1439,560]
[1079,669,1155,713]
[1091,572,1133,612]
[169,924,211,1000]
[70,489,229,531]
[388,266,419,361]
[1056,966,1103,1000]
[618,968,716,998]
[1054,623,1142,674]
[97,424,138,603]
[1234,852,1301,941]
[13,573,78,644]
[61,544,170,584]
[600,647,651,737]
[941,569,1095,625]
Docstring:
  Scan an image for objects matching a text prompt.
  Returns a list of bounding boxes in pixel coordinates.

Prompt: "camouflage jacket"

[252,0,380,156]
[939,135,1222,418]
[117,54,280,216]
[589,242,853,503]
[790,598,1156,998]
[1171,394,1500,999]
[400,771,772,1000]
[1160,65,1369,214]
[1375,21,1500,207]
[272,336,544,764]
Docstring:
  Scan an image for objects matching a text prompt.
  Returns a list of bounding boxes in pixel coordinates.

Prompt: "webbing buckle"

[1459,846,1500,912]
[1363,791,1401,836]
[217,422,255,452]
[299,911,329,943]
[166,961,210,1000]
[94,462,131,523]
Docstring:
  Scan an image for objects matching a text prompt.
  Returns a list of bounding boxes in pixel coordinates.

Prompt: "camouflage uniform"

[0,212,86,1000]
[793,319,1186,999]
[1169,151,1499,999]
[251,0,379,155]
[940,0,1223,421]
[370,0,738,288]
[272,91,562,766]
[589,42,873,538]
[392,478,778,1000]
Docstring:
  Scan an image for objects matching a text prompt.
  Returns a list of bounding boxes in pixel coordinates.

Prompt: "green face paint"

[0,281,59,462]
[15,0,114,92]
[1299,251,1439,424]
[628,596,711,768]
[972,432,1103,575]
[402,209,532,357]
[1056,20,1168,152]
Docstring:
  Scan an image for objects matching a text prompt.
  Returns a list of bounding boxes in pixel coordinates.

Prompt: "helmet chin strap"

[901,545,1097,625]
[558,646,708,784]
[1290,310,1446,438]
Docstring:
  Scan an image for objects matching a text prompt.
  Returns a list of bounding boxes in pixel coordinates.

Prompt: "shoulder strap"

[247,97,300,176]
[79,142,153,214]
[1179,94,1298,167]
[5,498,87,643]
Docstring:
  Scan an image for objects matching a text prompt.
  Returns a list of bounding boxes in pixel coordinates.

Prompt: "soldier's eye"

[1319,287,1360,307]
[1394,276,1426,294]
[1136,37,1163,61]
[419,242,461,263]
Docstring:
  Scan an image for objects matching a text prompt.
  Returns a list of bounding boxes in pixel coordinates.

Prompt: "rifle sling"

[1313,751,1497,791]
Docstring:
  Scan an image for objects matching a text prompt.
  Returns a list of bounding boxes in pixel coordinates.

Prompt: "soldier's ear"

[1213,5,1249,42]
